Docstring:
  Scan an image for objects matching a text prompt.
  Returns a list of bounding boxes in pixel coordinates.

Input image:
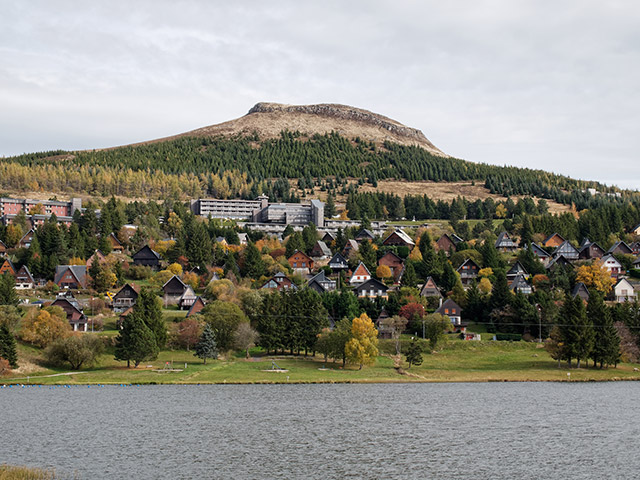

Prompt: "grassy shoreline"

[5,340,640,386]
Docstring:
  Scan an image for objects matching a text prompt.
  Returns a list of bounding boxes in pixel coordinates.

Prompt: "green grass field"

[6,336,640,385]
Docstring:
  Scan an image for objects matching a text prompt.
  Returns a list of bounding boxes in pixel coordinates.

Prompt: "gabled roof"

[419,276,442,297]
[608,241,634,255]
[208,271,221,283]
[351,261,371,278]
[322,231,335,242]
[579,237,592,249]
[329,252,348,268]
[307,270,336,292]
[495,231,517,248]
[18,228,35,245]
[288,249,313,262]
[15,265,34,284]
[0,240,6,252]
[579,241,605,255]
[108,232,123,247]
[132,245,160,260]
[54,265,87,288]
[507,261,528,277]
[572,282,590,300]
[0,258,16,275]
[601,253,622,267]
[456,258,480,272]
[51,297,86,322]
[355,229,376,240]
[378,251,404,264]
[546,255,571,270]
[614,277,635,292]
[383,229,415,246]
[186,296,206,317]
[542,232,566,247]
[554,240,579,258]
[509,274,531,292]
[162,275,187,290]
[343,239,359,252]
[436,298,462,316]
[527,243,550,258]
[113,283,140,299]
[311,240,332,257]
[179,286,197,301]
[355,277,388,293]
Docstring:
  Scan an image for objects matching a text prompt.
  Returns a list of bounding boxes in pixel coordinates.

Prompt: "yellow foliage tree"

[168,263,183,276]
[152,269,174,287]
[409,246,423,262]
[376,265,392,280]
[20,308,71,348]
[495,204,507,219]
[182,272,200,290]
[345,313,379,369]
[478,277,493,294]
[576,260,614,294]
[68,256,86,266]
[478,267,493,278]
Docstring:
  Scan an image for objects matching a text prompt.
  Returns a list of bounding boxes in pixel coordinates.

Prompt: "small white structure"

[614,278,636,303]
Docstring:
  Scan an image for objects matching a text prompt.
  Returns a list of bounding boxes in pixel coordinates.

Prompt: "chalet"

[51,294,88,332]
[328,252,349,272]
[629,242,640,256]
[18,229,35,248]
[342,239,359,257]
[601,254,623,278]
[435,234,461,254]
[382,229,415,248]
[376,307,392,338]
[543,233,566,248]
[208,271,221,284]
[0,258,15,276]
[607,241,633,256]
[510,274,532,295]
[579,240,605,260]
[237,233,248,246]
[86,249,106,269]
[495,231,518,252]
[162,275,187,305]
[456,258,480,286]
[614,278,636,303]
[355,229,376,242]
[554,241,579,261]
[378,251,404,281]
[14,265,34,290]
[186,296,206,318]
[108,233,124,253]
[310,241,332,258]
[178,286,198,310]
[111,283,140,313]
[436,298,462,326]
[526,243,551,266]
[132,245,161,269]
[0,240,6,256]
[632,223,640,236]
[261,272,297,291]
[54,265,87,289]
[349,262,371,285]
[419,276,442,298]
[321,232,335,244]
[307,271,337,293]
[546,255,571,271]
[288,250,314,274]
[572,282,590,302]
[354,278,388,300]
[506,261,528,281]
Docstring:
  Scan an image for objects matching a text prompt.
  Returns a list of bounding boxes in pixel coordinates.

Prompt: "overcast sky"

[1,1,639,188]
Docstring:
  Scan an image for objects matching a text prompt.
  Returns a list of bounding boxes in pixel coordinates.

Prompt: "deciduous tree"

[345,313,378,369]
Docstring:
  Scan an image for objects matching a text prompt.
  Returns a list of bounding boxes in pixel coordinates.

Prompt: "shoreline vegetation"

[5,339,640,386]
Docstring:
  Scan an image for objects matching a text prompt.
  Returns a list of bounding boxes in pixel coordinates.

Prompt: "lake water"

[1,382,638,479]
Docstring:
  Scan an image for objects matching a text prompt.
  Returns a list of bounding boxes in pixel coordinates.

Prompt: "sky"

[1,0,639,188]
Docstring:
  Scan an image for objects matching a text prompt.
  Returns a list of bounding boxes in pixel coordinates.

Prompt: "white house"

[614,278,636,303]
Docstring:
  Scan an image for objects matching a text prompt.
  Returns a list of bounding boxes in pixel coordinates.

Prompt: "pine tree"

[0,324,18,368]
[401,262,418,288]
[114,311,159,368]
[187,221,212,268]
[588,291,620,368]
[560,294,594,368]
[194,323,218,364]
[135,289,167,349]
[490,269,511,312]
[519,216,534,247]
[0,273,19,306]
[325,193,336,218]
[242,242,265,279]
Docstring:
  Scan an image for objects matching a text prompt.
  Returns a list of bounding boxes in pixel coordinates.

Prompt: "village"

[1,192,640,378]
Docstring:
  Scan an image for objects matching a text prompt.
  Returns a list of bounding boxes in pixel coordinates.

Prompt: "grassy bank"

[5,339,640,385]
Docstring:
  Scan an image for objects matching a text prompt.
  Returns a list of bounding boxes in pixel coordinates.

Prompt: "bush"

[45,334,105,370]
[127,265,153,280]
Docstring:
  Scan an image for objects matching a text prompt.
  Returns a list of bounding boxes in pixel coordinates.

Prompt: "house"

[208,271,221,284]
[261,272,297,291]
[321,232,335,244]
[349,262,371,285]
[382,229,415,248]
[506,261,528,281]
[526,243,551,266]
[419,276,442,298]
[436,298,463,326]
[310,241,332,258]
[237,233,248,246]
[601,254,623,278]
[629,242,640,256]
[328,252,349,272]
[186,296,206,318]
[54,265,87,289]
[554,240,579,261]
[435,234,461,254]
[632,223,640,236]
[132,245,161,269]
[162,275,187,305]
[51,294,88,332]
[288,250,314,274]
[178,286,198,310]
[111,283,140,313]
[0,258,15,276]
[378,251,404,281]
[355,229,376,242]
[108,233,124,253]
[614,278,636,303]
[307,271,337,293]
[342,239,359,257]
[0,240,6,256]
[14,265,34,290]
[579,240,605,260]
[572,283,590,302]
[456,258,480,286]
[608,241,634,256]
[543,233,566,248]
[546,255,571,271]
[18,229,35,248]
[354,278,389,300]
[495,231,518,252]
[510,274,532,295]
[86,249,107,269]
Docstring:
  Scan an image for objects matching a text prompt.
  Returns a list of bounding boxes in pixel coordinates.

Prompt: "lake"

[1,382,638,479]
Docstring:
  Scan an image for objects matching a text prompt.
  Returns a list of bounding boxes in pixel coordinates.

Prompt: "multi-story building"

[0,197,81,226]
